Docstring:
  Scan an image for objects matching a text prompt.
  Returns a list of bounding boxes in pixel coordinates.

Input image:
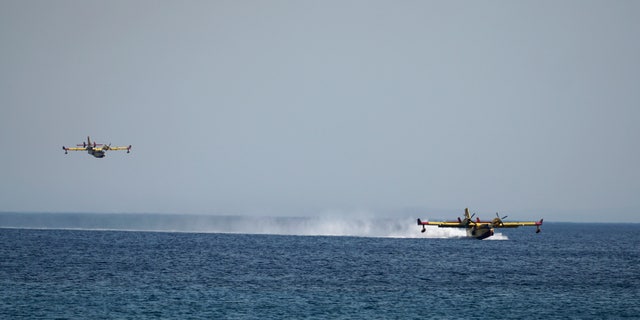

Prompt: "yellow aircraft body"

[417,208,543,240]
[63,136,131,158]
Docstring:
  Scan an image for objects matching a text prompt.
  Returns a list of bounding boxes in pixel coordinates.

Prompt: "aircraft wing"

[495,220,543,228]
[428,221,466,228]
[107,145,131,151]
[62,147,86,151]
[417,219,464,228]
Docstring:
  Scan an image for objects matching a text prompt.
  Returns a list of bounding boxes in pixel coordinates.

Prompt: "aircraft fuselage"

[466,225,494,240]
[88,149,105,158]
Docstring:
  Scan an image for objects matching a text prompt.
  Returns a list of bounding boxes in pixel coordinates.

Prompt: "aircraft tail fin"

[464,208,471,219]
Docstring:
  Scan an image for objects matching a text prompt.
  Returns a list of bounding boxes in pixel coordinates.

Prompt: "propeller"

[104,143,111,150]
[467,212,476,225]
[492,212,508,226]
[461,214,477,227]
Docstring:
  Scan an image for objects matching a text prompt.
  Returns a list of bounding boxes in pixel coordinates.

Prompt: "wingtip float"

[417,208,543,240]
[63,136,131,158]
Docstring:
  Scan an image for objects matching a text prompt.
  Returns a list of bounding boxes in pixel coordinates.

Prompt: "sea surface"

[1,213,639,319]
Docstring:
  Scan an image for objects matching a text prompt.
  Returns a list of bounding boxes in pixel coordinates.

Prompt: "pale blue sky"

[1,1,639,222]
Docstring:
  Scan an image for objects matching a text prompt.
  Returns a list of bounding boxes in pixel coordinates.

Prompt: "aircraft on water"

[63,136,131,158]
[417,208,543,240]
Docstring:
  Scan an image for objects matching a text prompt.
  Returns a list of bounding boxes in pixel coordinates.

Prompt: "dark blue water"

[1,223,639,319]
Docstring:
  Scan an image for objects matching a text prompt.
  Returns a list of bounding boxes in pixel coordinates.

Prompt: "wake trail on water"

[0,213,508,239]
[225,216,509,239]
[200,216,471,239]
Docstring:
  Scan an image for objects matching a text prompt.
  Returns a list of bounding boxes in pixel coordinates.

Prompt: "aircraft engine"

[492,213,508,227]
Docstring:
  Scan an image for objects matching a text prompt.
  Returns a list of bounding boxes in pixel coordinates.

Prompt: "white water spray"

[0,213,508,239]
[198,216,471,239]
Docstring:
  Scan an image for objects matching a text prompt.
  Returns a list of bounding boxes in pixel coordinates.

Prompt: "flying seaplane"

[417,208,543,240]
[62,136,131,158]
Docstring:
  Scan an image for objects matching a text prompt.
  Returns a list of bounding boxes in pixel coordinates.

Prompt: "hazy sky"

[1,0,639,222]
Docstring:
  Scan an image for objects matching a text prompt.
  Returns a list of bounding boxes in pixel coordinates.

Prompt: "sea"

[1,213,639,319]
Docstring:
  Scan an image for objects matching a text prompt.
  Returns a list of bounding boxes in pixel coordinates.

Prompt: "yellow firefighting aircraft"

[62,136,131,158]
[417,208,543,240]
